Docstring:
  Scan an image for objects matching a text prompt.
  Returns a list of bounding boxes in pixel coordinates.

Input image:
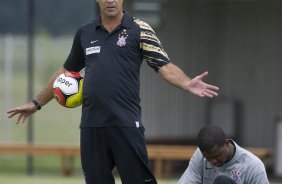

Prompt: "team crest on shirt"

[231,169,241,184]
[117,29,128,47]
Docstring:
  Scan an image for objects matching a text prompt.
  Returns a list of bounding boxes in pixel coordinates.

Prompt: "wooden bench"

[147,145,197,178]
[0,143,80,176]
[0,143,271,178]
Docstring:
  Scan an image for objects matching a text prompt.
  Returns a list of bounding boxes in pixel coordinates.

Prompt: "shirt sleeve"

[63,28,85,72]
[137,19,170,72]
[247,161,270,184]
[177,148,203,184]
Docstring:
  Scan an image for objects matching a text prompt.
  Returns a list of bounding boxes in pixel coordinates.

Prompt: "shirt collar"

[94,11,132,30]
[221,139,237,167]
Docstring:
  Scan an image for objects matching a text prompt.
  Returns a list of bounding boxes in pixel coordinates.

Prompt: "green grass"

[0,156,179,184]
[0,174,179,184]
[0,156,281,184]
[0,174,281,184]
[0,174,84,184]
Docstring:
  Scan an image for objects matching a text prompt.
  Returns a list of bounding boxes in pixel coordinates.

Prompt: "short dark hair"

[198,125,226,152]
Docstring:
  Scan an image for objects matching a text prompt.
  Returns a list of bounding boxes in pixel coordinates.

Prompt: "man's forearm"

[35,67,67,106]
[158,63,191,91]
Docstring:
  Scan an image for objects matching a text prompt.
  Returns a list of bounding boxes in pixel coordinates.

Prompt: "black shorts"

[80,126,157,184]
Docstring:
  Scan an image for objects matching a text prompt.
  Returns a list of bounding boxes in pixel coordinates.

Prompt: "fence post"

[275,111,282,177]
[3,34,13,143]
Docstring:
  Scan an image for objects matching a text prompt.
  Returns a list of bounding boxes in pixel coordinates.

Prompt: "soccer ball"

[53,71,83,108]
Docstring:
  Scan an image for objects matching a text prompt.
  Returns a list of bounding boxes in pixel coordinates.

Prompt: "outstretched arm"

[7,67,68,124]
[158,63,219,98]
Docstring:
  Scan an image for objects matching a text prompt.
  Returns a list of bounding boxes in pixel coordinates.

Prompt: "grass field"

[0,174,85,184]
[0,155,180,184]
[0,174,180,184]
[0,156,281,184]
[0,174,281,184]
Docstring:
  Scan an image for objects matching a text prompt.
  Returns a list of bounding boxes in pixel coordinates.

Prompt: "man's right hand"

[7,102,38,124]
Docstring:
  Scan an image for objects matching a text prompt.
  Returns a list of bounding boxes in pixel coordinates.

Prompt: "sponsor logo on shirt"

[86,46,101,55]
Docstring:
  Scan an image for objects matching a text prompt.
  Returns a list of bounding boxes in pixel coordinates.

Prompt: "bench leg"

[154,159,163,179]
[163,160,173,178]
[61,155,75,176]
